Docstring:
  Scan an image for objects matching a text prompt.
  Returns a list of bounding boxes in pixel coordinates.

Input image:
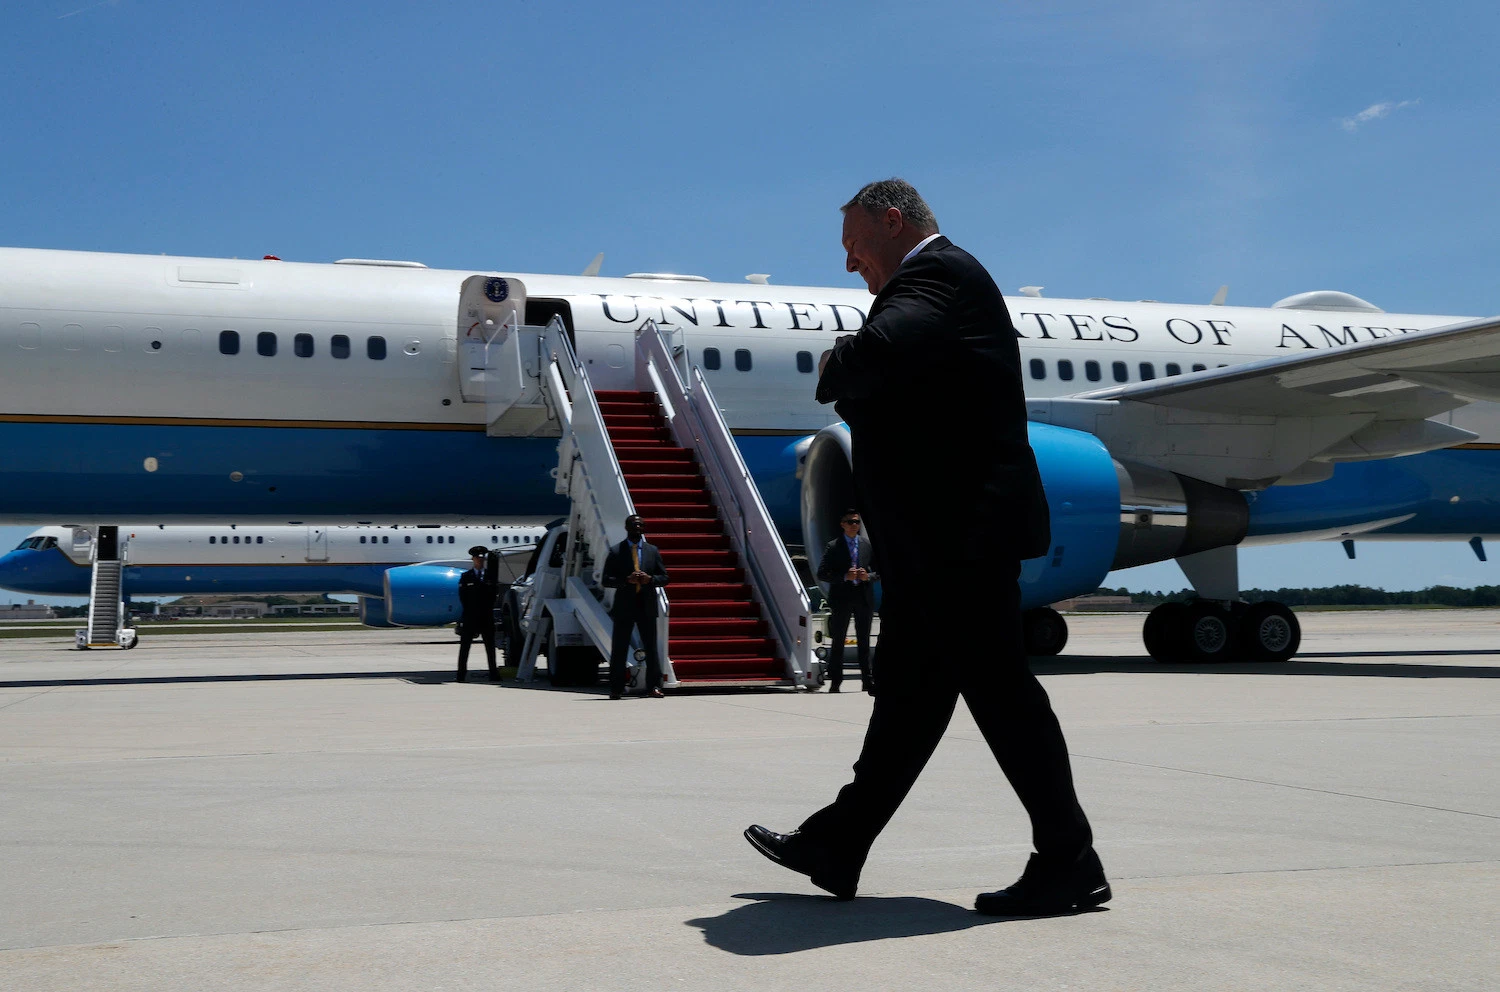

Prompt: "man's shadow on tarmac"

[686,892,1103,955]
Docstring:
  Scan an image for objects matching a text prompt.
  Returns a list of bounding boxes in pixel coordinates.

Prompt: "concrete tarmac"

[0,611,1495,990]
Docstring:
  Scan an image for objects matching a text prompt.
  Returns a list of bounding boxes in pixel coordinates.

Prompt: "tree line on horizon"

[1098,584,1500,607]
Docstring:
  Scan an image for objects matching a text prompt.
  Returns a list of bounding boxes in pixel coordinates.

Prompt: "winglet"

[1210,285,1228,306]
[582,253,604,277]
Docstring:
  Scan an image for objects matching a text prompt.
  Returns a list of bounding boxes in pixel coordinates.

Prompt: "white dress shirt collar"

[900,232,944,267]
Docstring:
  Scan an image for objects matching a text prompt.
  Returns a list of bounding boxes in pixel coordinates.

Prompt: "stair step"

[670,582,752,599]
[618,460,699,475]
[633,491,712,507]
[625,474,706,490]
[594,390,654,401]
[650,534,730,550]
[658,550,737,567]
[670,658,786,679]
[635,504,718,519]
[670,567,744,583]
[603,414,663,429]
[668,637,779,656]
[666,600,761,617]
[637,518,723,534]
[612,446,694,462]
[607,427,673,442]
[669,618,767,636]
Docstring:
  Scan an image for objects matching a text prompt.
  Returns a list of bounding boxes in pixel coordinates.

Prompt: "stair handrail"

[633,321,812,682]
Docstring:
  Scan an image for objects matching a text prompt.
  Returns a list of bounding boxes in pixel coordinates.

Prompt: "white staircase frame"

[633,321,815,685]
[82,528,135,649]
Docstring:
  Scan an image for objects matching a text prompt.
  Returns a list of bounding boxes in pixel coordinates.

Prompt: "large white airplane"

[0,523,547,626]
[3,246,1499,660]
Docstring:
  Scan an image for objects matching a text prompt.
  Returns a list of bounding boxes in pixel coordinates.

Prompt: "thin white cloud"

[58,0,118,18]
[1340,99,1420,132]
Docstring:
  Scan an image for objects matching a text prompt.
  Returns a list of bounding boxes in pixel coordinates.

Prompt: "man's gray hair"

[841,178,939,234]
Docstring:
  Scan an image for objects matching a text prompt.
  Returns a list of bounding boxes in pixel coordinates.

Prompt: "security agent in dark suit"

[745,179,1108,916]
[600,514,670,699]
[816,510,876,693]
[456,546,499,682]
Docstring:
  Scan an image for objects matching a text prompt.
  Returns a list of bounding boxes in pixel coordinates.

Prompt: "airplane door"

[306,527,329,562]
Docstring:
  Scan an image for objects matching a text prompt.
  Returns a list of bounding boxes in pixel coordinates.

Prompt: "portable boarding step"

[598,389,786,685]
[78,525,137,649]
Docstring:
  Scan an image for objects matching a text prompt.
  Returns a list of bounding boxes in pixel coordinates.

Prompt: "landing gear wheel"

[1143,602,1188,663]
[498,605,520,661]
[1022,607,1068,657]
[1183,601,1236,663]
[1237,601,1300,662]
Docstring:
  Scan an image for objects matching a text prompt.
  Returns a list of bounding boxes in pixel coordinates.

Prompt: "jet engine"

[800,422,1251,656]
[382,563,464,626]
[358,595,396,628]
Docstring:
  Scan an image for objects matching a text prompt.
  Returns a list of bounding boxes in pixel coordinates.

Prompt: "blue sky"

[3,1,1499,602]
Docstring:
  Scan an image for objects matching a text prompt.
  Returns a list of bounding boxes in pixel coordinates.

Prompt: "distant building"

[270,603,359,616]
[160,600,269,618]
[0,599,57,621]
[1051,594,1148,613]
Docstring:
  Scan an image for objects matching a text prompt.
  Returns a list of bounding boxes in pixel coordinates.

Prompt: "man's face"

[625,517,643,541]
[842,207,903,294]
[471,555,485,570]
[840,516,861,538]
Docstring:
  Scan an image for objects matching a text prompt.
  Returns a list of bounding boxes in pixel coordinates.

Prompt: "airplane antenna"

[1019,286,1044,298]
[582,253,604,277]
[745,274,770,285]
[1210,285,1228,306]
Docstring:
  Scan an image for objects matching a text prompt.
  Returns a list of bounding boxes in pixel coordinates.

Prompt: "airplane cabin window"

[404,536,411,543]
[449,536,455,544]
[1029,358,1046,380]
[382,536,389,544]
[256,536,263,544]
[367,336,387,360]
[1139,362,1156,380]
[1165,363,1181,376]
[734,348,752,372]
[331,334,350,359]
[1192,363,1207,372]
[219,330,240,355]
[796,351,814,374]
[360,536,366,544]
[703,347,721,370]
[294,333,314,358]
[426,536,433,543]
[1112,361,1128,382]
[1085,360,1101,382]
[1057,359,1074,381]
[209,536,216,544]
[257,332,277,357]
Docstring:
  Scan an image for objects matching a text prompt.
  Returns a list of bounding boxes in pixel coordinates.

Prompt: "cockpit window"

[40,537,56,550]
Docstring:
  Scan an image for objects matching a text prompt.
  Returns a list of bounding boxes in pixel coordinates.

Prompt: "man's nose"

[845,252,858,273]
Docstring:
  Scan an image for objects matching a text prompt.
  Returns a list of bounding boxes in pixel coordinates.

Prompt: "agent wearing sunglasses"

[816,510,876,693]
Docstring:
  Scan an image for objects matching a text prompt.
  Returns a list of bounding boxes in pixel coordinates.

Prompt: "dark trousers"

[610,613,661,694]
[800,568,1092,866]
[457,624,496,680]
[826,598,874,688]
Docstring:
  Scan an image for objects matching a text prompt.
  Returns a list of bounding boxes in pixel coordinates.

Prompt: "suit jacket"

[817,534,877,610]
[458,558,499,631]
[816,235,1051,584]
[601,538,670,619]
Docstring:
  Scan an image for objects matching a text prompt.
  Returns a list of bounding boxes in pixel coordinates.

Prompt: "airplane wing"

[1025,315,1500,489]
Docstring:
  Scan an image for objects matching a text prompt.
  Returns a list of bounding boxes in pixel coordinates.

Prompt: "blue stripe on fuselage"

[0,548,399,597]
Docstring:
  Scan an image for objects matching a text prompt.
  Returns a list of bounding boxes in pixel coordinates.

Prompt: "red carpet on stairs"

[596,389,787,685]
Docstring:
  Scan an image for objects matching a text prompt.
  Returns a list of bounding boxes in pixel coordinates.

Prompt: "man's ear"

[884,207,904,237]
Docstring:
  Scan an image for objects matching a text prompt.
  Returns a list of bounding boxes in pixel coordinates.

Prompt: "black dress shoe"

[975,848,1111,916]
[828,684,841,693]
[609,691,623,700]
[743,824,859,901]
[455,674,467,683]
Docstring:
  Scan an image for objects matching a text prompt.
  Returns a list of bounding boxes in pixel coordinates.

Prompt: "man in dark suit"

[456,546,499,682]
[600,514,670,699]
[816,509,877,694]
[745,179,1108,916]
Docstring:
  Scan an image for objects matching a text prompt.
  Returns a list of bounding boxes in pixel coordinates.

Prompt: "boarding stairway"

[470,305,816,689]
[79,525,136,650]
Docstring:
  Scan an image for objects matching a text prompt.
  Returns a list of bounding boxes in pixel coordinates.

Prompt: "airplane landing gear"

[1143,599,1299,663]
[1022,607,1068,657]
